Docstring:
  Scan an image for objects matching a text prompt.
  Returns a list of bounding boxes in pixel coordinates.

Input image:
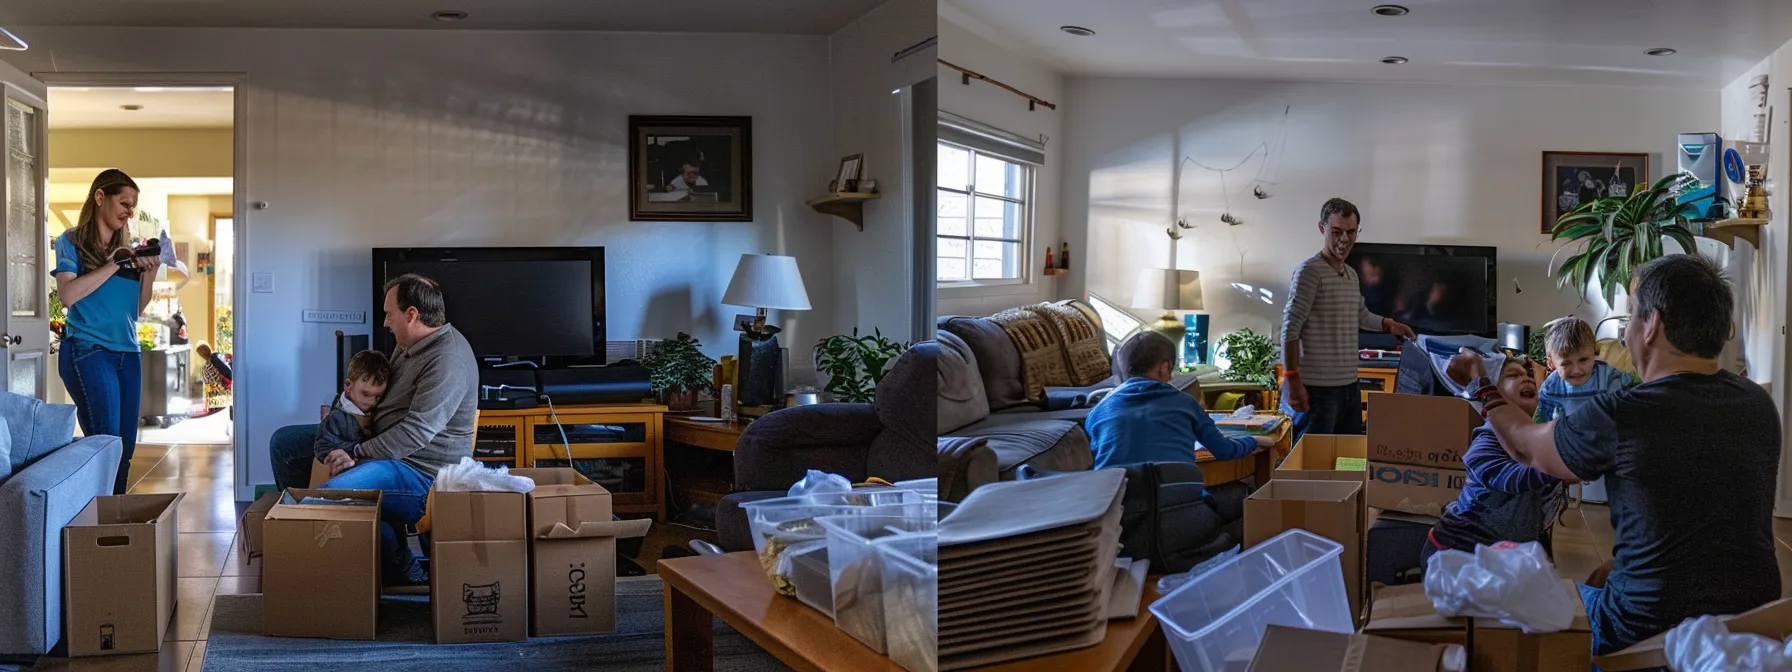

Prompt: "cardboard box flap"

[432,489,529,542]
[541,517,651,541]
[70,492,185,529]
[1367,393,1481,469]
[1365,583,1468,633]
[266,489,383,521]
[1595,598,1792,671]
[510,467,598,488]
[1247,625,1452,671]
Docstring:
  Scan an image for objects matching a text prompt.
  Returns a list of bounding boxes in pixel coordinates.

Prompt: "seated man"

[1422,357,1566,564]
[318,273,478,586]
[1444,255,1780,659]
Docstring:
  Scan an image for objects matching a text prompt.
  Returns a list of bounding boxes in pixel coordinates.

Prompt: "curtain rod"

[938,59,1057,111]
[892,36,935,63]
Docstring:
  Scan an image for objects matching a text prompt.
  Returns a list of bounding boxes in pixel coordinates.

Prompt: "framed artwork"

[1540,151,1649,234]
[629,115,753,222]
[835,153,863,193]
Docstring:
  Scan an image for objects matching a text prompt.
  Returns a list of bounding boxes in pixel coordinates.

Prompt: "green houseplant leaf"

[812,328,911,403]
[1216,328,1279,389]
[1549,171,1724,306]
[643,332,718,396]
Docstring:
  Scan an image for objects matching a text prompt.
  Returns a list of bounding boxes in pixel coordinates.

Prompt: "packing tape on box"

[314,522,343,547]
[1338,633,1368,672]
[472,494,491,568]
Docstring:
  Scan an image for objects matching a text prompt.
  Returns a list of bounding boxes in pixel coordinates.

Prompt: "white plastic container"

[741,489,925,556]
[875,532,937,672]
[789,544,833,617]
[1148,529,1352,672]
[816,513,937,653]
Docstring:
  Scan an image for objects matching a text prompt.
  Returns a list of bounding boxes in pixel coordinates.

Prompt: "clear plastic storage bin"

[1147,529,1352,672]
[875,532,937,672]
[893,478,938,501]
[740,489,926,556]
[816,513,937,653]
[789,544,833,617]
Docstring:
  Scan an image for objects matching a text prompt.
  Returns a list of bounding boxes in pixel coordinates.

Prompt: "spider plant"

[1549,172,1721,306]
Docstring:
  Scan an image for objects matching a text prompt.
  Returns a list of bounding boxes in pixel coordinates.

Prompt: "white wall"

[935,14,1065,318]
[4,28,844,497]
[1060,77,1718,344]
[829,0,935,340]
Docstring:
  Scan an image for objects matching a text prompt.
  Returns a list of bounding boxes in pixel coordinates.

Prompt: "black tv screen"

[372,247,605,365]
[1347,243,1496,345]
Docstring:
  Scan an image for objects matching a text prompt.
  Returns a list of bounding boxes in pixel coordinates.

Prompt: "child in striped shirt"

[1535,316,1634,422]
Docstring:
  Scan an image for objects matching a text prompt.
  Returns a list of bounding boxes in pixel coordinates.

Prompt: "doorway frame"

[35,72,252,500]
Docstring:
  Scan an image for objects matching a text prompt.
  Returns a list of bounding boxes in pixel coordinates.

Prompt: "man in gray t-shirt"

[1280,198,1413,435]
[1445,255,1780,659]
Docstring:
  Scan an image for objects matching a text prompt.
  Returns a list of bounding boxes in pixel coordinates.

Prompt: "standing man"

[1444,255,1779,658]
[1280,198,1414,435]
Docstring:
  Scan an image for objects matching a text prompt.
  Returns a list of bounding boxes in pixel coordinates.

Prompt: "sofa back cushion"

[936,330,990,434]
[0,392,73,474]
[1028,302,1110,386]
[937,316,1031,412]
[869,342,936,481]
[988,308,1074,402]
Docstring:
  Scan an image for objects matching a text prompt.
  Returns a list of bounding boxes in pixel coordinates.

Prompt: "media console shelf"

[473,402,668,519]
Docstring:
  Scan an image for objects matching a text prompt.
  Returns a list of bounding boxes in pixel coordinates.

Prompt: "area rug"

[202,577,790,671]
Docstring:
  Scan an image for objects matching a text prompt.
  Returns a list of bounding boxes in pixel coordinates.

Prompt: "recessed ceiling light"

[1646,47,1677,56]
[1060,26,1096,37]
[1372,5,1410,17]
[1381,56,1409,64]
[120,104,143,111]
[431,10,468,21]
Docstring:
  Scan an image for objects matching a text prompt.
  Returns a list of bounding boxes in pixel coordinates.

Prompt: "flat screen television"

[1346,242,1497,350]
[371,247,606,367]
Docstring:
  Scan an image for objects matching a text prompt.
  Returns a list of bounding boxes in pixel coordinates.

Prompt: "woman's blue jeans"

[321,459,434,584]
[59,337,141,495]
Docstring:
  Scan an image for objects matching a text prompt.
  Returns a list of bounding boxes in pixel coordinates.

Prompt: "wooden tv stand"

[472,402,667,519]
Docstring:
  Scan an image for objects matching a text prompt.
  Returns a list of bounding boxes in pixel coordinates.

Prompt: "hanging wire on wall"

[1171,105,1293,279]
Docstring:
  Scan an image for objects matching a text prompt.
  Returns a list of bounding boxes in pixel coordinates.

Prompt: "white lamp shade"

[1131,269,1203,311]
[722,253,812,310]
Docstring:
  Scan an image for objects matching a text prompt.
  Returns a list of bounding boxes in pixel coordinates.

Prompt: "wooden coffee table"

[658,551,1172,672]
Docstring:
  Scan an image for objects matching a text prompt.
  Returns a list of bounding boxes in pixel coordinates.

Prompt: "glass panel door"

[0,61,47,399]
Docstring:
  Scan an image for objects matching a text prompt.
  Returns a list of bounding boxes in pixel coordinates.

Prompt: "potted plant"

[1215,328,1278,389]
[1549,172,1719,306]
[644,332,718,411]
[813,328,909,403]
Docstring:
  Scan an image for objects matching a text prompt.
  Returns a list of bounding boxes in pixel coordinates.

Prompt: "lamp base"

[1142,312,1186,352]
[737,332,783,409]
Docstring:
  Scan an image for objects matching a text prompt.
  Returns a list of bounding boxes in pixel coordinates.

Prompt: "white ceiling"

[48,88,234,129]
[943,0,1792,88]
[2,0,888,35]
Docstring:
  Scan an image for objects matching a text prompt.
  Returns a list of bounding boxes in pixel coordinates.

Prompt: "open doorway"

[44,84,237,490]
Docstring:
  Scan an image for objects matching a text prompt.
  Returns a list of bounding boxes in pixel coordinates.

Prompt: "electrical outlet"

[251,272,273,293]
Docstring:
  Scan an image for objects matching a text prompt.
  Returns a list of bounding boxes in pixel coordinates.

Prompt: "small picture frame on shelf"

[835,153,863,191]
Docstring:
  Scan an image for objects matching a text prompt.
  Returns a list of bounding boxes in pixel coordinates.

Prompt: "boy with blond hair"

[1534,316,1632,423]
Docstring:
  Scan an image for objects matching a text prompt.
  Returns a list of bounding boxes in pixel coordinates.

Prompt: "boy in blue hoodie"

[1087,331,1276,476]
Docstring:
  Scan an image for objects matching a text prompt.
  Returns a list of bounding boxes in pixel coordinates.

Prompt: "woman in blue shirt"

[52,169,161,495]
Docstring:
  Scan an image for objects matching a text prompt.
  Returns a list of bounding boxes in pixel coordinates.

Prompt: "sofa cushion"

[950,412,1094,479]
[938,316,1031,412]
[936,330,990,434]
[989,308,1073,402]
[0,392,74,474]
[1029,302,1110,386]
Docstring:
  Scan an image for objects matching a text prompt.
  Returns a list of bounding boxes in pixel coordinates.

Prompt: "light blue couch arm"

[0,435,122,656]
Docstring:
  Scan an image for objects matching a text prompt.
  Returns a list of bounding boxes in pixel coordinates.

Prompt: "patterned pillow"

[988,308,1072,402]
[1028,302,1110,386]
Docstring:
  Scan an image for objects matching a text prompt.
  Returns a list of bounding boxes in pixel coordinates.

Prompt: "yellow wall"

[165,195,232,348]
[49,128,232,178]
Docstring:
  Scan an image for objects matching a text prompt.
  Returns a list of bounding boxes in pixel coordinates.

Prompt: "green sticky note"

[1334,457,1367,472]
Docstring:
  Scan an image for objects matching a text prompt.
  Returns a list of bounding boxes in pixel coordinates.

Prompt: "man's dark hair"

[346,350,392,386]
[384,273,447,327]
[1631,254,1732,359]
[1117,331,1178,378]
[1319,197,1360,225]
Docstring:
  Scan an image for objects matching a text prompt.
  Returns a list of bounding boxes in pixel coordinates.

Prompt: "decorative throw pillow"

[1028,302,1111,386]
[936,330,990,433]
[989,308,1072,402]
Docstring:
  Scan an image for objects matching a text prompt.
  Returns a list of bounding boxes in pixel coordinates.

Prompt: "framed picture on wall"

[629,115,753,222]
[1540,151,1649,234]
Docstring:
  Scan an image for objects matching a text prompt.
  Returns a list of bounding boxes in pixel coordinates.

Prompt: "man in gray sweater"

[320,273,479,585]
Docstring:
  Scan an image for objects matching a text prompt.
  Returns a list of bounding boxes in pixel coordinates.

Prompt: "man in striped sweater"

[1279,198,1415,435]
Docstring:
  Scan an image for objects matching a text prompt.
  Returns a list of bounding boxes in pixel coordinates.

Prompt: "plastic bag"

[1424,541,1576,633]
[788,469,851,498]
[1155,544,1241,594]
[434,456,535,493]
[1414,334,1501,397]
[1227,405,1256,419]
[1665,614,1792,672]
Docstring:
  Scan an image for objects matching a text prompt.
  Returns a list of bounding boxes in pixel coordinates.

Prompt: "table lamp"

[1131,268,1203,352]
[722,253,811,414]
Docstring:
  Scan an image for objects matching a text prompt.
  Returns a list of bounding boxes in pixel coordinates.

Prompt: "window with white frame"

[935,112,1045,286]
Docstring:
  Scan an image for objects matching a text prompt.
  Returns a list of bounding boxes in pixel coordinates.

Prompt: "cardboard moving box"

[1364,582,1470,649]
[1470,580,1591,672]
[1367,461,1466,517]
[1244,479,1367,621]
[263,489,383,640]
[1596,597,1792,671]
[238,491,278,566]
[1275,434,1369,482]
[431,489,531,644]
[511,468,653,637]
[309,459,332,488]
[63,493,184,657]
[1248,625,1460,671]
[1367,392,1481,470]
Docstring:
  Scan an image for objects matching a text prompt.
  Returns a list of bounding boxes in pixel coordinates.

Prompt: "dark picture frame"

[629,115,753,222]
[1540,151,1649,234]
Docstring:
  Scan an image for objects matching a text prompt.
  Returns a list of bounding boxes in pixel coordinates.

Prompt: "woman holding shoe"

[52,169,161,495]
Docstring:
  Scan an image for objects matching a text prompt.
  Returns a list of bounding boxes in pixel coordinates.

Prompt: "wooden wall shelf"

[806,192,880,230]
[1706,218,1768,249]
